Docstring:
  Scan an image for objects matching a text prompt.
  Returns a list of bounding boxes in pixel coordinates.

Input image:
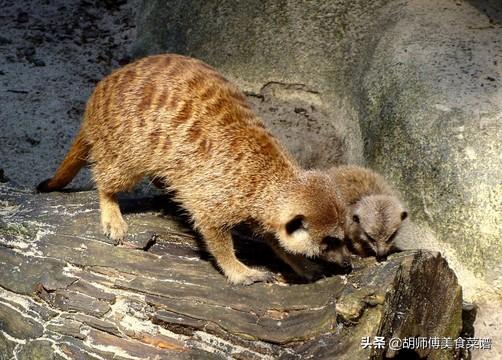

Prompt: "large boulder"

[133,0,502,306]
[360,0,502,299]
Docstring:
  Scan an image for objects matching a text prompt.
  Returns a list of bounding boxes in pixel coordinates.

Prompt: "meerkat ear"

[285,215,307,235]
[352,214,360,224]
[400,211,408,221]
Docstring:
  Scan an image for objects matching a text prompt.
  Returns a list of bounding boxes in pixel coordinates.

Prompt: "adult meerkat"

[327,165,408,260]
[37,54,347,285]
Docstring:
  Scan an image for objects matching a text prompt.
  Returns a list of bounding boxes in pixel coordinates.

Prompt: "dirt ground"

[0,0,137,189]
[0,0,499,359]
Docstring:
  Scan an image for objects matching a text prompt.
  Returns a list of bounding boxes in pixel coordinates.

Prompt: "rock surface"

[0,0,137,190]
[0,183,464,359]
[134,0,387,168]
[359,0,501,300]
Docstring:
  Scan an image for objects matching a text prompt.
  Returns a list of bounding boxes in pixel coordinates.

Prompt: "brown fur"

[327,165,408,259]
[38,54,346,285]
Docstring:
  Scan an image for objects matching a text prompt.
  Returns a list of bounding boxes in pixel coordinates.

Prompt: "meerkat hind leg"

[99,190,128,244]
[201,226,275,285]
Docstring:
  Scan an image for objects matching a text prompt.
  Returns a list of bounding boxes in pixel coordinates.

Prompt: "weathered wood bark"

[0,183,463,359]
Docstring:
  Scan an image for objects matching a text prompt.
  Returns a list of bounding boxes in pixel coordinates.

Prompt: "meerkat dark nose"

[376,254,388,262]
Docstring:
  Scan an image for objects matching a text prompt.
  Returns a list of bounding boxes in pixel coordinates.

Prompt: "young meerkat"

[327,165,408,260]
[37,54,347,285]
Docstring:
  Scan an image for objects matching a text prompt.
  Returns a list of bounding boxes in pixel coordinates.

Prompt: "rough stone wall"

[133,0,400,168]
[359,0,501,297]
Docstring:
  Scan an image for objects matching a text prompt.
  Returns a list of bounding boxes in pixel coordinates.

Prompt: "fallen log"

[0,184,464,359]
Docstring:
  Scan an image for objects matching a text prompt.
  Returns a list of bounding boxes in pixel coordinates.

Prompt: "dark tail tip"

[36,179,53,193]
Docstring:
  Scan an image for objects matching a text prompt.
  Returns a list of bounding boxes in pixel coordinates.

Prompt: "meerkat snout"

[319,236,352,270]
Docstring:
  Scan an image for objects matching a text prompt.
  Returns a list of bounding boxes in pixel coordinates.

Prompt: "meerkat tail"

[37,131,90,192]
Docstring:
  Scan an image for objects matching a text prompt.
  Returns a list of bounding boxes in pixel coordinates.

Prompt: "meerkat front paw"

[101,216,128,244]
[228,268,276,286]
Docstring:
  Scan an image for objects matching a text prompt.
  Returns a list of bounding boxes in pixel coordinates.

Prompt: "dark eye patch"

[285,215,306,235]
[322,236,343,247]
